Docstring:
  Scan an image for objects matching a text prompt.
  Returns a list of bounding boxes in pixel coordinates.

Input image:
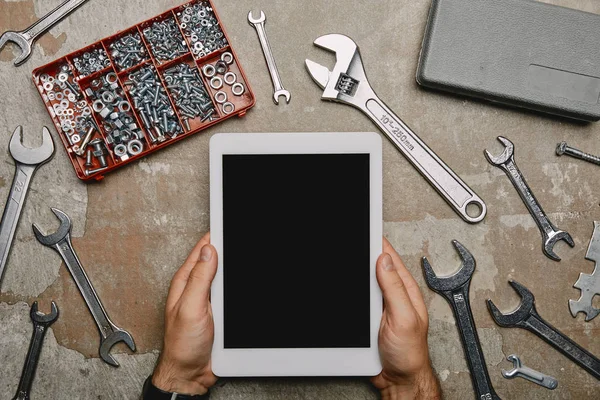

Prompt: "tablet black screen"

[222,154,371,349]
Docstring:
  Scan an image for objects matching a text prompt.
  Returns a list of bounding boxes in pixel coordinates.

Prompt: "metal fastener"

[556,142,600,166]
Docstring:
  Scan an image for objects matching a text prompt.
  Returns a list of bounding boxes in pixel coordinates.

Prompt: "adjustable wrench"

[0,0,90,66]
[485,136,574,261]
[501,354,558,390]
[33,208,135,367]
[422,241,501,399]
[13,301,59,400]
[305,34,486,223]
[248,11,291,105]
[488,280,600,380]
[0,127,54,288]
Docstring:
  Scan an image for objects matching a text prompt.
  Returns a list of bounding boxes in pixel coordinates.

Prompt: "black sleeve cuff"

[142,376,210,400]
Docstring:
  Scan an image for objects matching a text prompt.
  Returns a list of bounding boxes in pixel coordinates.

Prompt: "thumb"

[180,244,218,306]
[376,253,416,321]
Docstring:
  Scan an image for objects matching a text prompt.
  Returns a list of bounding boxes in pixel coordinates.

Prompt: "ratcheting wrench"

[305,34,486,223]
[422,241,501,400]
[0,127,54,288]
[0,0,90,66]
[13,301,59,400]
[485,137,574,261]
[33,208,135,367]
[488,281,600,380]
[248,11,291,105]
[501,354,558,390]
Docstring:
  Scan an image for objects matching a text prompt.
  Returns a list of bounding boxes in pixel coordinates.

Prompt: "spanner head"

[30,301,59,325]
[484,136,514,166]
[247,10,266,24]
[32,208,72,247]
[273,89,291,105]
[9,126,55,166]
[421,240,475,292]
[544,230,575,261]
[0,31,32,67]
[100,329,136,367]
[501,354,523,378]
[486,280,535,327]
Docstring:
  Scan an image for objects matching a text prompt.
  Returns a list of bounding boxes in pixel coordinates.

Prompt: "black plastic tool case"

[416,0,600,121]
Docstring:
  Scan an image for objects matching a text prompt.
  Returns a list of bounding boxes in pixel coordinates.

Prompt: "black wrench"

[13,301,59,400]
[32,208,135,367]
[422,240,501,400]
[488,280,600,380]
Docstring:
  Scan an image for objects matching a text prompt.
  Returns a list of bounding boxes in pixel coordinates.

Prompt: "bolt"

[85,166,109,177]
[85,149,93,167]
[90,138,107,168]
[556,142,600,166]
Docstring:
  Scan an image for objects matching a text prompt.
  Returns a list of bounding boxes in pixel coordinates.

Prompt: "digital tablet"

[209,132,382,377]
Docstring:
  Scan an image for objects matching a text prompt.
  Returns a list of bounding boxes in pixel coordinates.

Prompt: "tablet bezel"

[210,132,383,377]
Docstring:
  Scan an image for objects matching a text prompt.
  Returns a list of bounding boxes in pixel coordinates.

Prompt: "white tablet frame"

[209,132,383,377]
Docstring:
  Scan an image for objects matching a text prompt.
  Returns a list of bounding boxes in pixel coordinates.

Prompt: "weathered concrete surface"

[0,0,599,398]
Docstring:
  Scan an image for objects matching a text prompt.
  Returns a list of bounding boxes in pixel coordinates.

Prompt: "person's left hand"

[152,232,218,395]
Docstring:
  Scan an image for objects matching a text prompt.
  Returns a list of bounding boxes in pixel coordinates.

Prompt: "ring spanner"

[488,280,600,380]
[422,240,501,399]
[306,34,486,223]
[0,126,54,288]
[33,208,135,367]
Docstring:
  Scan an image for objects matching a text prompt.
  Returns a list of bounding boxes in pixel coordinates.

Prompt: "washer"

[221,52,234,65]
[203,64,216,78]
[224,72,237,85]
[232,82,245,96]
[222,102,235,115]
[210,77,223,90]
[127,139,144,156]
[214,90,227,104]
[114,144,127,157]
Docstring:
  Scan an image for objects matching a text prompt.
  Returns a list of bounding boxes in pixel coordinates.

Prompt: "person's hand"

[152,233,218,395]
[371,238,441,399]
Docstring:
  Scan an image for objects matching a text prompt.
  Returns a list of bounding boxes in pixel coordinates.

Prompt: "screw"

[90,138,107,168]
[556,142,600,166]
[85,166,108,177]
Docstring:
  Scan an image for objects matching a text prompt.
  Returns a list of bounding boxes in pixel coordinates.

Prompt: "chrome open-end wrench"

[0,0,90,66]
[485,137,574,261]
[501,354,558,390]
[305,34,486,223]
[248,11,291,105]
[0,127,54,289]
[422,241,501,399]
[13,301,59,400]
[33,208,135,367]
[488,281,600,380]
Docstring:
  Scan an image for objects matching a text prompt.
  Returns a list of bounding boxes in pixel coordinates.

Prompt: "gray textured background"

[0,0,599,398]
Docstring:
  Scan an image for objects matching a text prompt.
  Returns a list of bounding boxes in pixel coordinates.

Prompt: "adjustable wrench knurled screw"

[422,241,501,400]
[0,0,90,66]
[0,127,54,289]
[488,280,600,380]
[248,11,291,105]
[485,136,574,261]
[12,301,59,400]
[305,34,486,224]
[33,208,136,367]
[501,354,558,390]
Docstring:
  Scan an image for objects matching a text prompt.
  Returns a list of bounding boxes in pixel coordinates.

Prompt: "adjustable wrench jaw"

[422,240,475,294]
[305,34,371,108]
[32,208,71,247]
[486,280,536,328]
[100,329,136,367]
[9,126,55,166]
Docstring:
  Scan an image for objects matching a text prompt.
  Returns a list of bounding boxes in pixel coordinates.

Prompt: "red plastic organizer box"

[32,0,255,181]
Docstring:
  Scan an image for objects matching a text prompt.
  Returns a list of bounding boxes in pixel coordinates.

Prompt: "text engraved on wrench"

[481,394,492,400]
[453,293,464,302]
[10,170,28,203]
[378,112,415,151]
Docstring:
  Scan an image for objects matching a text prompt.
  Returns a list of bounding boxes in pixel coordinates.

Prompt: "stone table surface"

[0,0,599,398]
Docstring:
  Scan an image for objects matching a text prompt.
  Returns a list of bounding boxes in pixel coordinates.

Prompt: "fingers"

[376,253,416,322]
[166,232,211,310]
[382,238,428,322]
[179,244,218,309]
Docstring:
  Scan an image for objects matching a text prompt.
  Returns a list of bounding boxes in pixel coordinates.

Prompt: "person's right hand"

[371,238,441,399]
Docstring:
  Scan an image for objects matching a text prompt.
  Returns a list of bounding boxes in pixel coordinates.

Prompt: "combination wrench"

[0,127,54,288]
[13,301,59,400]
[501,354,558,390]
[488,280,600,380]
[0,0,90,66]
[305,34,486,223]
[33,208,135,367]
[248,11,291,105]
[485,136,574,261]
[422,240,501,399]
